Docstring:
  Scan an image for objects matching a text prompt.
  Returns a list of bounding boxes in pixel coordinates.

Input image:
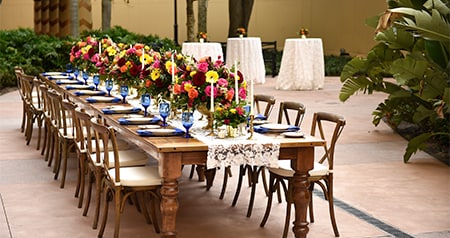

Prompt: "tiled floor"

[0,77,449,238]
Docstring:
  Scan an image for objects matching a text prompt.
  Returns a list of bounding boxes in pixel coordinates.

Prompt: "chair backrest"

[14,67,25,96]
[254,94,276,118]
[74,108,94,156]
[277,101,306,127]
[310,112,346,170]
[90,118,121,183]
[61,99,78,137]
[18,72,35,104]
[46,89,74,136]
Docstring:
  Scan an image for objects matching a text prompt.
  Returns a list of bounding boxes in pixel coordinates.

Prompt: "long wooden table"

[41,74,326,238]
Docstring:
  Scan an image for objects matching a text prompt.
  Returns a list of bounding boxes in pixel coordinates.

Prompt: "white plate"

[261,123,290,131]
[253,120,269,125]
[145,128,177,136]
[57,79,80,84]
[76,90,104,95]
[89,96,117,102]
[282,131,305,138]
[138,125,161,129]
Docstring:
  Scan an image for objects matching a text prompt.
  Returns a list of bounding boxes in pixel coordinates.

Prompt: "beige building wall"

[0,0,387,56]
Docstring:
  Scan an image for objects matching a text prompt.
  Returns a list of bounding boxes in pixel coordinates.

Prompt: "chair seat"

[76,138,130,153]
[108,166,162,187]
[89,149,149,168]
[268,160,329,178]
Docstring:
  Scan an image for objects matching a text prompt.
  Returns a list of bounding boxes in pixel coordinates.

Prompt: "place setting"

[85,95,122,103]
[254,123,301,135]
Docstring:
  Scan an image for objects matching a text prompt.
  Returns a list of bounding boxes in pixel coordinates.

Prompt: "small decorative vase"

[239,34,244,39]
[301,35,307,39]
[226,125,238,138]
[199,38,205,43]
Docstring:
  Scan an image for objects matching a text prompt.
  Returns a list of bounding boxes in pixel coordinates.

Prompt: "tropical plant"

[339,0,449,163]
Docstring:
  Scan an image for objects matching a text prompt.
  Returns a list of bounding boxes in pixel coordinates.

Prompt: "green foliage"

[0,26,178,90]
[324,55,353,76]
[339,0,450,163]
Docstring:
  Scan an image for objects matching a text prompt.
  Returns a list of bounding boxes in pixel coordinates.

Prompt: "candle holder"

[208,112,215,136]
[247,114,255,140]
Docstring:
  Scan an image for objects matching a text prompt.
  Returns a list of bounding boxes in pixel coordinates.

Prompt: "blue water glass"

[159,101,170,127]
[141,94,151,117]
[181,111,194,138]
[120,85,129,104]
[105,79,113,97]
[66,63,73,73]
[82,71,89,85]
[93,74,100,91]
[73,68,79,80]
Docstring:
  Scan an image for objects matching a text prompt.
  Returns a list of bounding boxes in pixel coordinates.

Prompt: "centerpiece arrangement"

[298,27,309,39]
[236,28,247,38]
[68,36,254,138]
[197,32,207,43]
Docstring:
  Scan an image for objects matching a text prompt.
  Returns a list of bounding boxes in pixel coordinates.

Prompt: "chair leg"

[20,103,26,133]
[97,186,110,238]
[246,166,261,217]
[41,123,48,156]
[327,178,339,237]
[93,168,103,229]
[219,166,230,200]
[59,142,71,189]
[261,167,269,196]
[83,171,94,217]
[204,168,216,191]
[309,183,315,223]
[148,192,160,233]
[231,165,246,207]
[260,173,276,227]
[114,189,122,238]
[189,165,195,179]
[36,117,43,150]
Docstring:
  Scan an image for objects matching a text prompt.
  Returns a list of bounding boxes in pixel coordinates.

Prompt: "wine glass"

[181,110,194,138]
[66,63,73,73]
[93,74,100,90]
[141,94,151,117]
[73,68,79,80]
[105,79,113,96]
[159,101,170,127]
[82,71,89,85]
[120,85,129,104]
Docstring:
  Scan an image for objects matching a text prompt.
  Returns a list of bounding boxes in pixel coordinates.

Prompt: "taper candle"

[234,61,239,104]
[210,81,214,112]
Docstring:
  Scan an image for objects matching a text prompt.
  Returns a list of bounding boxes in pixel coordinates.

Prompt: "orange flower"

[173,84,182,94]
[187,87,199,100]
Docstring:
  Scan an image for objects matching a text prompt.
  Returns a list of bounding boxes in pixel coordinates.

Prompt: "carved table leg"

[292,147,314,238]
[160,153,182,238]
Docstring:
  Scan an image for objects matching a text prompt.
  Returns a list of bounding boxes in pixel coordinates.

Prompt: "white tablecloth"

[226,37,266,84]
[276,38,325,90]
[182,42,224,62]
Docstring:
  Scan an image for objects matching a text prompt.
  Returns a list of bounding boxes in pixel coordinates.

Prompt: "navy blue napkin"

[254,125,300,133]
[255,114,267,120]
[86,97,121,103]
[136,128,184,137]
[118,117,161,125]
[102,107,142,114]
[74,91,106,96]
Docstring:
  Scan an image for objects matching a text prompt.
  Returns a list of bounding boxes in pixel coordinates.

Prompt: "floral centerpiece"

[236,27,247,37]
[298,27,309,38]
[197,32,207,42]
[69,36,100,73]
[214,100,248,129]
[142,50,180,101]
[108,43,152,88]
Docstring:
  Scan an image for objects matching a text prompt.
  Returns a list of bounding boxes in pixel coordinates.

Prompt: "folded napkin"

[65,85,95,90]
[56,79,83,85]
[86,97,121,103]
[254,125,300,133]
[48,75,74,80]
[136,128,184,137]
[74,90,106,96]
[254,114,267,120]
[102,107,141,114]
[118,117,161,125]
[42,72,69,76]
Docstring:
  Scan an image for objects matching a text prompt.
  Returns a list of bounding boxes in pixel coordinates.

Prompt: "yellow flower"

[230,108,237,114]
[107,46,117,56]
[205,70,219,83]
[190,71,197,77]
[184,82,193,91]
[151,68,161,81]
[165,61,176,73]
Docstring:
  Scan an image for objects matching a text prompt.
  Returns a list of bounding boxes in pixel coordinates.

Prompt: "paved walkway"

[0,77,448,238]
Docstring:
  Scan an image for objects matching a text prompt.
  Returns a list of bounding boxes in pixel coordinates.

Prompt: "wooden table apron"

[40,75,325,238]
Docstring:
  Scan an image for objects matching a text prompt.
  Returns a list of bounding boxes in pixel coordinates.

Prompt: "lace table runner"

[172,117,280,169]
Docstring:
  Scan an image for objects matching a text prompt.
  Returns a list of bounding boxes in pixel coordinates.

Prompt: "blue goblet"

[73,68,79,80]
[93,74,100,91]
[141,94,151,117]
[82,71,89,85]
[159,101,170,127]
[66,63,73,73]
[105,79,113,97]
[120,85,129,104]
[181,110,194,138]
